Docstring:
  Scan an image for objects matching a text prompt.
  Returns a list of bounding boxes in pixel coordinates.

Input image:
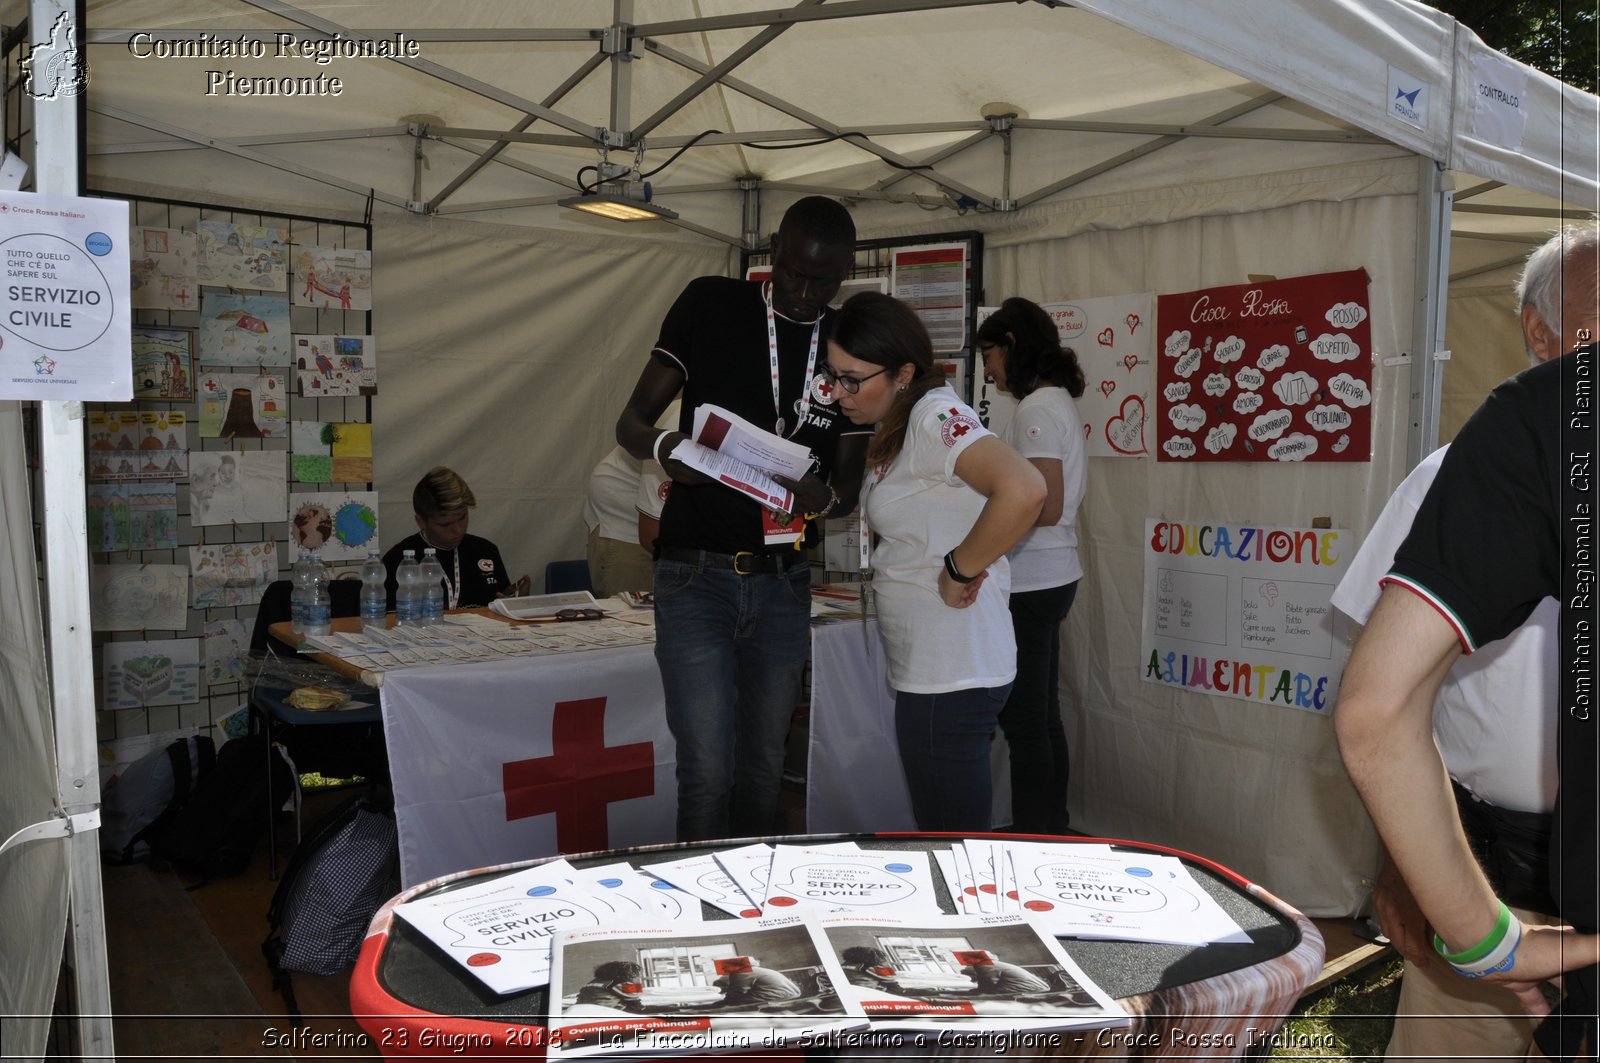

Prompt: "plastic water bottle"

[304,550,332,636]
[359,548,387,632]
[419,547,446,626]
[289,549,312,634]
[394,549,420,627]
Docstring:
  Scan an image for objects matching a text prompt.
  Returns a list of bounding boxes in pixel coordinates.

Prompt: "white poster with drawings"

[189,450,286,526]
[90,564,189,631]
[102,638,202,709]
[204,618,251,685]
[190,541,277,609]
[288,490,380,561]
[973,295,1154,457]
[293,244,372,310]
[1140,517,1351,714]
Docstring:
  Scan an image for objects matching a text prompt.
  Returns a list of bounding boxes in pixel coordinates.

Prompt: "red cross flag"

[379,648,678,887]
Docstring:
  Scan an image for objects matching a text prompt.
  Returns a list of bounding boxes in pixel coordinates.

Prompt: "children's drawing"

[90,564,189,631]
[288,490,379,561]
[189,451,286,526]
[293,244,372,311]
[190,541,277,609]
[196,220,287,290]
[87,411,187,482]
[102,638,201,709]
[130,226,199,311]
[88,482,178,553]
[198,291,291,366]
[293,334,376,397]
[131,326,196,401]
[290,419,373,483]
[197,371,287,439]
[204,619,251,686]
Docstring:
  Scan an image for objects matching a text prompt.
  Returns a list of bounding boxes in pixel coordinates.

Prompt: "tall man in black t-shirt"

[617,197,870,842]
[1337,224,1600,1060]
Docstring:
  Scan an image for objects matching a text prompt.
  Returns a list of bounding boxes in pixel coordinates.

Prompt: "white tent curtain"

[0,400,69,1058]
[371,213,733,578]
[965,163,1423,915]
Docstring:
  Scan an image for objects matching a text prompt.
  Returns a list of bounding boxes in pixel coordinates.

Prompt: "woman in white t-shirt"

[827,292,1045,831]
[975,298,1087,833]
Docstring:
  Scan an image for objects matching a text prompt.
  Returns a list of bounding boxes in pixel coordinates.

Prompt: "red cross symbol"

[950,421,970,437]
[816,378,833,399]
[502,696,656,854]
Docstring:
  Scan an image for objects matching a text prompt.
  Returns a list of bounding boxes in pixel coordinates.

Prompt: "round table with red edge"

[350,832,1325,1059]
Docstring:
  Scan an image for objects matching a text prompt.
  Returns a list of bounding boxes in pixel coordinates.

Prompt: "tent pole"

[32,0,114,1058]
[1407,157,1452,469]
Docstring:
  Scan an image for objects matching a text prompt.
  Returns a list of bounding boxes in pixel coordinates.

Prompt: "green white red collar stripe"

[1379,574,1476,653]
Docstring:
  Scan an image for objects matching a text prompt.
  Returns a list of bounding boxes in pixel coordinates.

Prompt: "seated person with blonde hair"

[383,466,527,609]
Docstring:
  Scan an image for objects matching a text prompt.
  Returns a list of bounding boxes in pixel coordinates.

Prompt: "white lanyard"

[444,547,461,609]
[764,282,820,438]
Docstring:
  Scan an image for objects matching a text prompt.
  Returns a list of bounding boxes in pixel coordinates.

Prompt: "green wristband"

[1432,901,1513,965]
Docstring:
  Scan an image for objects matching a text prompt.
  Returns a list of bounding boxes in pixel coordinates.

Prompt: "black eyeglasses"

[556,608,605,622]
[821,363,889,395]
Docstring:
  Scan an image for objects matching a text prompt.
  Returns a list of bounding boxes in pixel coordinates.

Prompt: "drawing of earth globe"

[293,504,333,548]
[334,501,377,548]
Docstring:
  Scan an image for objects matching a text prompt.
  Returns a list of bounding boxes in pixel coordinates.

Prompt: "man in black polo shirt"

[617,197,869,842]
[1337,224,1600,1060]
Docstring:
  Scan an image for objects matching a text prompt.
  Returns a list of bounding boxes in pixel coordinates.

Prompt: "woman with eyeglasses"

[974,298,1088,835]
[826,291,1045,832]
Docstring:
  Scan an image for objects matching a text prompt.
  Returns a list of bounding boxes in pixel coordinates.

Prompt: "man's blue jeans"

[653,557,811,842]
[894,683,1012,832]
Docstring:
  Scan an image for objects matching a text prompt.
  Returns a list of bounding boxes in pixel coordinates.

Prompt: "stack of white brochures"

[818,911,1129,1035]
[546,914,866,1059]
[668,403,815,511]
[936,840,1248,946]
[489,590,604,620]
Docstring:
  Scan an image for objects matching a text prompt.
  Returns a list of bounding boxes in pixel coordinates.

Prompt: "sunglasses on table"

[556,607,605,622]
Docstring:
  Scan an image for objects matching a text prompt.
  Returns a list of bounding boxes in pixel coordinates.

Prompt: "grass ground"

[1272,958,1403,1060]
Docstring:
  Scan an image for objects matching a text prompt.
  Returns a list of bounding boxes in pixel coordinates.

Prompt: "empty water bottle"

[289,549,313,634]
[304,550,332,636]
[394,549,421,627]
[419,547,446,626]
[359,548,387,632]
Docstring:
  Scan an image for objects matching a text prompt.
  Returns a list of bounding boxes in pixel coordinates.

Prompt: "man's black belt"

[1453,780,1558,916]
[656,546,809,575]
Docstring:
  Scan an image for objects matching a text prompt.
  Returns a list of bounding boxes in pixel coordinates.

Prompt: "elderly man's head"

[1517,221,1600,363]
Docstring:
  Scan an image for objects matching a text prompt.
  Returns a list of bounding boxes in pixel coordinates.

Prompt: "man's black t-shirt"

[1389,346,1599,1050]
[382,532,510,609]
[651,276,868,555]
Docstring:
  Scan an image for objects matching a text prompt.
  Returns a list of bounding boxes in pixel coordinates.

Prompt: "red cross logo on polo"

[808,371,836,405]
[938,410,980,447]
[502,696,655,854]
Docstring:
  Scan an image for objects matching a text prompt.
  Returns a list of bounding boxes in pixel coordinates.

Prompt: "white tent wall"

[0,401,70,1059]
[371,212,732,574]
[950,161,1418,916]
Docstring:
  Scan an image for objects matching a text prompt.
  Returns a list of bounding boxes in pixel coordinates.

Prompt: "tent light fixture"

[559,182,678,222]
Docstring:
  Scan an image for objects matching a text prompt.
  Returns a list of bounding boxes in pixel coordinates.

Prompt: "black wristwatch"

[943,550,976,584]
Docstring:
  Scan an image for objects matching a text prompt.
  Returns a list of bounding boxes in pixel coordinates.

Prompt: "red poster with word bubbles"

[1155,269,1371,462]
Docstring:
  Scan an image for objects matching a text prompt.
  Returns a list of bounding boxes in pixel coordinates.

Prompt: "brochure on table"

[546,914,867,1059]
[819,912,1128,1034]
[763,847,942,917]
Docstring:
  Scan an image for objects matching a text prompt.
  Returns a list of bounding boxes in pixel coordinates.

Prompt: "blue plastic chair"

[543,558,593,594]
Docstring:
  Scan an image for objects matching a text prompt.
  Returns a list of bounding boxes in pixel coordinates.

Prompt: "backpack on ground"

[262,787,399,1017]
[144,733,295,881]
[100,734,216,864]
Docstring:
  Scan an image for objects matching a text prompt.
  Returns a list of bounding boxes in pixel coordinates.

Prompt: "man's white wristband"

[653,430,674,466]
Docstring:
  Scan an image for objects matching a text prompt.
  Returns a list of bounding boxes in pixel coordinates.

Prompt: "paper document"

[667,403,817,512]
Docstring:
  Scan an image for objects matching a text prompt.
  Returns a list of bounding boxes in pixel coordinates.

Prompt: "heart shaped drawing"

[1123,353,1138,372]
[1105,394,1148,455]
[1126,313,1142,334]
[1099,379,1116,398]
[1097,327,1115,347]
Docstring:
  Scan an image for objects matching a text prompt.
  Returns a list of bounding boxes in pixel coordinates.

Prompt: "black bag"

[263,789,399,1018]
[145,734,294,881]
[101,734,216,864]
